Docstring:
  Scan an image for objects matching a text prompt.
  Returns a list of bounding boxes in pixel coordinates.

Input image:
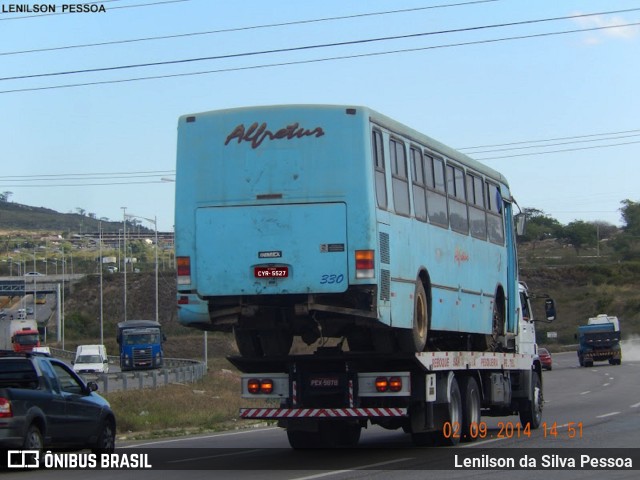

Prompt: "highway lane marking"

[121,426,280,447]
[596,412,621,418]
[631,402,640,409]
[602,383,610,387]
[166,448,262,463]
[580,391,591,395]
[289,458,413,480]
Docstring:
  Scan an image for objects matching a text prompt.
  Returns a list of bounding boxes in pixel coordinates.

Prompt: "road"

[4,344,640,478]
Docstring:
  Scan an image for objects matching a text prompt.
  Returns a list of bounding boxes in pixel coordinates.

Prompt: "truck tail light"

[0,397,13,418]
[247,378,274,395]
[375,376,403,393]
[355,250,374,279]
[177,256,191,285]
[389,376,403,392]
[375,377,389,392]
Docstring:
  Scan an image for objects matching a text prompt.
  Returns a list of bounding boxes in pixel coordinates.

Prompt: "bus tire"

[459,376,481,443]
[233,327,263,358]
[260,330,293,357]
[397,281,428,353]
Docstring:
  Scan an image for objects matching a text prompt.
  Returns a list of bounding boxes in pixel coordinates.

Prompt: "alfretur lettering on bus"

[225,122,325,149]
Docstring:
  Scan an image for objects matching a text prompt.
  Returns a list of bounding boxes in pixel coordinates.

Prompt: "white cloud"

[572,12,640,44]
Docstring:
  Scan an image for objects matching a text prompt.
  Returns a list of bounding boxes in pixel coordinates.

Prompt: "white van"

[73,344,109,374]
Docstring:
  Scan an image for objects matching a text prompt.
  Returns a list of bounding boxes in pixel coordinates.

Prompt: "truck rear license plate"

[254,266,288,278]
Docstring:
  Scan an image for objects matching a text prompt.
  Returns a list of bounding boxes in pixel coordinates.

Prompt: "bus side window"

[447,164,469,234]
[411,146,427,221]
[372,129,387,209]
[486,182,505,244]
[390,138,410,216]
[425,155,448,227]
[467,173,487,239]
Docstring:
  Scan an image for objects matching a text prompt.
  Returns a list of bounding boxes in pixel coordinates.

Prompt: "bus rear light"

[177,256,191,285]
[355,250,375,279]
[247,378,274,395]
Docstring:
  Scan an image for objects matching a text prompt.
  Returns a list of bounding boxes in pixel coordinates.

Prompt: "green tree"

[562,220,597,255]
[611,199,640,260]
[620,199,640,236]
[520,208,562,247]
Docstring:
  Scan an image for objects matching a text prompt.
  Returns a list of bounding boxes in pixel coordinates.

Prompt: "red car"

[538,347,552,370]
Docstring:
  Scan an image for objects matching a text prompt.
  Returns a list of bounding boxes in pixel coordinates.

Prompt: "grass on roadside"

[104,357,273,440]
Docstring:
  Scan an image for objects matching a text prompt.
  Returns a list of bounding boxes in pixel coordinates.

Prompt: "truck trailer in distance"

[0,318,40,353]
[116,320,165,371]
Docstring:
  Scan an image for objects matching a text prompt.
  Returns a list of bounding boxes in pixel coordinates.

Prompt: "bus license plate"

[254,266,288,278]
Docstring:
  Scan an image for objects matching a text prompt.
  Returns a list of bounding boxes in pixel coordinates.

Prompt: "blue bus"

[175,105,520,357]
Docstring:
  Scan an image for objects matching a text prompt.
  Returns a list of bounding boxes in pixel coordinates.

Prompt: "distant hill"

[0,201,148,234]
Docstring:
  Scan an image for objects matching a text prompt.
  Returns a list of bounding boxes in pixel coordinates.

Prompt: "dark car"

[0,352,116,453]
[538,347,553,371]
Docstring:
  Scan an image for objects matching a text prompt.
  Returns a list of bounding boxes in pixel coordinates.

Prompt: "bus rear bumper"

[177,294,210,325]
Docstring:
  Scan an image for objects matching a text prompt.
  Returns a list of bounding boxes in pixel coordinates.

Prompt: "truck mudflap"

[240,407,407,419]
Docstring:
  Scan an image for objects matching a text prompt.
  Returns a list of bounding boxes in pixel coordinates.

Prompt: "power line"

[2,170,174,179]
[475,140,640,161]
[0,0,498,56]
[463,132,640,155]
[3,8,639,82]
[0,180,173,187]
[2,19,639,95]
[458,128,640,150]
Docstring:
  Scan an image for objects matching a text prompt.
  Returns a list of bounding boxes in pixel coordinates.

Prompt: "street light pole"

[125,212,159,323]
[121,207,127,322]
[99,221,104,344]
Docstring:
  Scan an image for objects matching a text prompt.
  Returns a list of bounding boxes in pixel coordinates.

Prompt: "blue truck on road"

[577,314,621,367]
[116,320,165,371]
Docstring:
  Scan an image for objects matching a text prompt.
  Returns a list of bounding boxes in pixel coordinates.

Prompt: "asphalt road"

[6,343,640,479]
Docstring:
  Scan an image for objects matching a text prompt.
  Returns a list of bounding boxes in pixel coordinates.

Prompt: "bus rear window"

[372,130,387,209]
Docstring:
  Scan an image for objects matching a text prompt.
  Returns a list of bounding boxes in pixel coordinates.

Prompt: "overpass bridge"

[0,278,63,296]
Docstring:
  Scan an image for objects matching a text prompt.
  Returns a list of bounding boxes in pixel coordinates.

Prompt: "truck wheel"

[438,376,462,446]
[459,377,481,443]
[92,418,116,454]
[397,281,428,353]
[286,430,322,449]
[519,371,543,429]
[318,421,362,447]
[233,327,263,358]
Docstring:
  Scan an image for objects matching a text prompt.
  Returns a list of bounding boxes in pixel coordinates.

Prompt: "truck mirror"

[544,298,556,321]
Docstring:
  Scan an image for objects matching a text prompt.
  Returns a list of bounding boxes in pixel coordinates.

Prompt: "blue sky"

[1,0,638,231]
